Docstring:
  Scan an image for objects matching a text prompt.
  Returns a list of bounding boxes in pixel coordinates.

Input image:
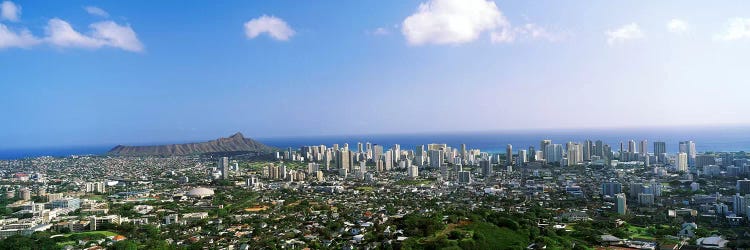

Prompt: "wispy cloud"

[244,15,295,41]
[714,18,750,41]
[368,27,390,36]
[84,6,109,18]
[606,23,644,45]
[45,18,144,52]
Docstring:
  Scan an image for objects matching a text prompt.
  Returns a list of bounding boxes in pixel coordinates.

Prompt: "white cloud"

[1,1,20,22]
[401,0,507,45]
[90,21,144,52]
[605,23,644,45]
[714,18,750,41]
[45,18,144,52]
[401,0,558,46]
[244,15,295,41]
[0,23,39,49]
[84,6,109,18]
[667,19,688,34]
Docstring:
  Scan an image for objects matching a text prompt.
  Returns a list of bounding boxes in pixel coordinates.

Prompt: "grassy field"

[394,179,432,186]
[626,225,655,240]
[81,194,105,201]
[410,221,528,249]
[64,230,119,237]
[464,222,528,249]
[354,186,374,192]
[243,160,308,172]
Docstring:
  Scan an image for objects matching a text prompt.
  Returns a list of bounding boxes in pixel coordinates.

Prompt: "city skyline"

[4,0,750,148]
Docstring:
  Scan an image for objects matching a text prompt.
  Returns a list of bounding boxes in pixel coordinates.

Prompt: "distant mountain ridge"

[108,132,277,156]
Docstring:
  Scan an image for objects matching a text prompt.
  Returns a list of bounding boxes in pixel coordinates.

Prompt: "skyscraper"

[518,150,527,164]
[639,140,648,156]
[540,140,552,160]
[506,144,513,166]
[415,145,425,166]
[653,141,666,163]
[460,144,467,161]
[544,144,563,164]
[677,152,688,172]
[373,145,384,163]
[218,157,229,179]
[601,182,622,197]
[583,140,592,161]
[458,171,471,184]
[428,150,443,169]
[628,140,636,153]
[480,160,492,177]
[567,143,582,166]
[337,149,351,171]
[594,140,604,157]
[616,193,627,215]
[528,146,536,162]
[679,141,696,166]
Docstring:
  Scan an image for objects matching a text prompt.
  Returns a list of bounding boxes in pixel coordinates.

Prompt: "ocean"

[2,126,750,160]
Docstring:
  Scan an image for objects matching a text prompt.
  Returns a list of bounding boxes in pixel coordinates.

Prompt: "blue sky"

[2,0,750,148]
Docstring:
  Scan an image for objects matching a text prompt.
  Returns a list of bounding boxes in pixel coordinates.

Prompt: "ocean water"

[257,127,750,154]
[2,127,750,159]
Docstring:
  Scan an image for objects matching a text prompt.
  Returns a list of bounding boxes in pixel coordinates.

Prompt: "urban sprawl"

[1,139,749,250]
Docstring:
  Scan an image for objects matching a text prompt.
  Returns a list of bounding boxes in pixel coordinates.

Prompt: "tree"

[112,240,138,250]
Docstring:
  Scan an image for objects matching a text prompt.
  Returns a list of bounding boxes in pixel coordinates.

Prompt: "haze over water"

[3,126,749,160]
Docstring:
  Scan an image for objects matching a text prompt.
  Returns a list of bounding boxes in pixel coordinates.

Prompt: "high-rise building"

[528,146,536,161]
[629,183,644,198]
[506,144,513,166]
[628,140,636,153]
[428,150,443,169]
[679,141,696,166]
[337,150,351,171]
[737,179,750,195]
[460,144,467,161]
[384,150,393,170]
[393,144,401,164]
[601,182,622,197]
[677,152,688,172]
[695,155,716,168]
[544,144,563,164]
[594,140,604,157]
[357,142,363,153]
[408,165,419,178]
[414,145,424,165]
[540,140,552,160]
[638,193,654,206]
[458,171,471,184]
[518,150,527,164]
[653,142,667,163]
[733,193,750,216]
[639,140,648,156]
[567,142,582,166]
[218,157,229,179]
[603,144,612,161]
[583,140,592,161]
[373,145,384,163]
[480,160,492,177]
[616,193,627,215]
